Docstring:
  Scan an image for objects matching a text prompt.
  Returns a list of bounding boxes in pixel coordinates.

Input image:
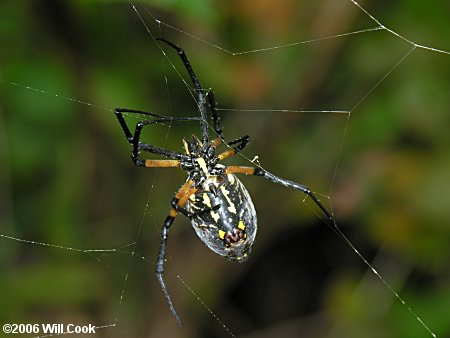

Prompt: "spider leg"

[156,38,209,145]
[115,108,165,141]
[144,159,181,168]
[156,180,198,328]
[224,166,333,223]
[115,108,199,165]
[204,90,250,158]
[170,196,220,218]
[156,215,180,326]
[131,118,189,164]
[206,90,223,139]
[217,135,250,161]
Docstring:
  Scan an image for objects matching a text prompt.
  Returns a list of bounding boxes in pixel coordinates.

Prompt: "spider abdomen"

[186,174,257,262]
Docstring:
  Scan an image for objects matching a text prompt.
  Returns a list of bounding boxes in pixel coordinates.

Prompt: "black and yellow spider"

[114,38,333,327]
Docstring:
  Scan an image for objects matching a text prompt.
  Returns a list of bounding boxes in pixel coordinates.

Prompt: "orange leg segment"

[224,166,256,175]
[210,137,222,148]
[145,159,181,168]
[217,149,237,161]
[169,180,197,217]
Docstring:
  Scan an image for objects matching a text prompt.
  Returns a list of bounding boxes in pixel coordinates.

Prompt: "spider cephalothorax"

[114,37,333,327]
[179,136,218,174]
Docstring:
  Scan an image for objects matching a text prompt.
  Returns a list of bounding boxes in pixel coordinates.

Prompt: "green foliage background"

[0,1,449,337]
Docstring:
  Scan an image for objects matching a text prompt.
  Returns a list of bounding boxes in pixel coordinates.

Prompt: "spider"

[114,38,333,327]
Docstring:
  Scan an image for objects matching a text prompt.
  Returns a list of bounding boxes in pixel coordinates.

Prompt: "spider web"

[0,1,449,337]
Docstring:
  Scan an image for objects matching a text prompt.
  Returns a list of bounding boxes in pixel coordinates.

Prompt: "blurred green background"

[0,1,449,337]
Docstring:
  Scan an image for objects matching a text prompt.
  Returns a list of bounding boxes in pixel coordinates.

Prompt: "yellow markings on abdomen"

[220,185,237,214]
[203,192,220,222]
[211,210,220,222]
[202,193,212,208]
[227,174,235,185]
[238,220,246,230]
[218,229,226,239]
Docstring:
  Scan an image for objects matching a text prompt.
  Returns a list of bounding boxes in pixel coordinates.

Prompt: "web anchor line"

[350,0,449,55]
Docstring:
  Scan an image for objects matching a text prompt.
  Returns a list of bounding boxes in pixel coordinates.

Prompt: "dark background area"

[0,1,449,337]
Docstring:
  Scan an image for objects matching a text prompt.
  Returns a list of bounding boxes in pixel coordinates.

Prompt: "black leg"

[206,90,249,154]
[131,118,188,164]
[155,180,198,327]
[224,166,333,223]
[156,38,209,145]
[255,168,333,222]
[170,196,220,218]
[229,135,250,153]
[206,90,224,139]
[115,108,199,165]
[170,196,194,218]
[217,135,250,161]
[115,108,164,142]
[156,214,183,327]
